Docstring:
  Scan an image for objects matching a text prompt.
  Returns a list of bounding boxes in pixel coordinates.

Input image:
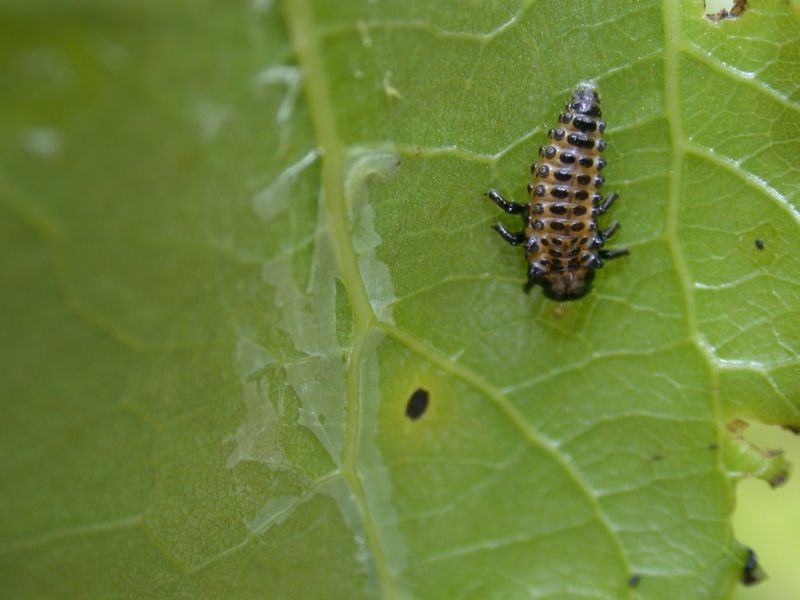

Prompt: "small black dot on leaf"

[755,239,765,250]
[406,388,429,420]
[628,574,641,588]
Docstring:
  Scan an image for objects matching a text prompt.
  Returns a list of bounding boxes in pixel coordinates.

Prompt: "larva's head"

[568,82,602,117]
[543,269,595,301]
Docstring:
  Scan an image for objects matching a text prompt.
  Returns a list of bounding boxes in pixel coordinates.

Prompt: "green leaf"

[1,0,798,598]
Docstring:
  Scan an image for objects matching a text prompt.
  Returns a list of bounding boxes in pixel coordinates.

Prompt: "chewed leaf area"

[705,0,748,21]
[0,0,798,599]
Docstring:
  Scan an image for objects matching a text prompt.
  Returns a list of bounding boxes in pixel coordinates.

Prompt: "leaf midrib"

[280,0,399,598]
[663,3,737,596]
[281,1,649,597]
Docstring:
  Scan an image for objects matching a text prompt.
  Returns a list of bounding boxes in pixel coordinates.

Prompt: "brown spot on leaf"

[727,418,749,433]
[706,0,748,21]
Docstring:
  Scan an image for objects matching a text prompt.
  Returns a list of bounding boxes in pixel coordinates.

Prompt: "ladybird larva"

[485,82,627,300]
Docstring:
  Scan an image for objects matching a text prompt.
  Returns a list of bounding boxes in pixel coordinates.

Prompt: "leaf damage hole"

[755,238,765,250]
[406,388,429,420]
[704,0,748,21]
[733,422,800,589]
[741,547,766,586]
[727,419,790,488]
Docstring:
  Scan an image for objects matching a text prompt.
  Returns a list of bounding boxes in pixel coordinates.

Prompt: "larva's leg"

[524,262,546,293]
[599,248,629,260]
[486,189,527,215]
[492,223,526,245]
[596,192,618,214]
[599,221,620,242]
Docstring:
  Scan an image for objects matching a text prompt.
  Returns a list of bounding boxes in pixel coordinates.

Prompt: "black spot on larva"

[741,548,765,586]
[406,388,429,420]
[570,102,601,117]
[567,132,595,149]
[629,575,641,588]
[572,116,597,131]
[755,239,765,250]
[485,83,625,300]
